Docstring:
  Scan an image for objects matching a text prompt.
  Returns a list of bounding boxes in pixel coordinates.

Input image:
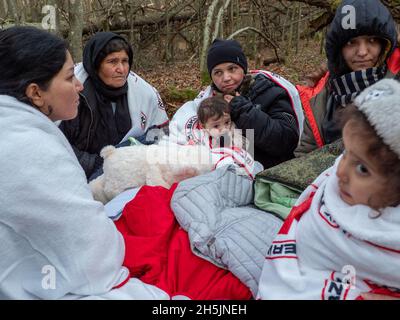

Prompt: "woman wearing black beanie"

[170,38,301,169]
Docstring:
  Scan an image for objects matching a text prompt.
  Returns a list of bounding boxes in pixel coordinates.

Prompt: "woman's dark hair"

[0,26,68,104]
[95,38,131,70]
[198,96,231,125]
[340,104,400,209]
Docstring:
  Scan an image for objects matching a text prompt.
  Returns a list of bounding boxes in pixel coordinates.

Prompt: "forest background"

[1,0,399,117]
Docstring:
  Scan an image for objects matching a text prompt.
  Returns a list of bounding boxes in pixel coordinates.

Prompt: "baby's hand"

[223,92,240,104]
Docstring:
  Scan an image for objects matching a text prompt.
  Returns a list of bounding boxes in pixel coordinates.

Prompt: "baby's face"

[204,113,232,138]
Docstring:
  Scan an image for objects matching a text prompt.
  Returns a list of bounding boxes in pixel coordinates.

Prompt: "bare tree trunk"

[281,7,289,43]
[200,0,220,80]
[189,0,204,61]
[27,0,39,22]
[251,1,257,61]
[17,0,26,24]
[235,0,239,29]
[296,3,301,54]
[165,6,172,64]
[229,0,234,37]
[68,0,83,62]
[286,8,295,56]
[128,0,135,45]
[0,0,7,20]
[6,0,19,25]
[212,0,231,40]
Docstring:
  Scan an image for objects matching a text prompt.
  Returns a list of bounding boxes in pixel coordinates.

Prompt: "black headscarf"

[83,32,133,146]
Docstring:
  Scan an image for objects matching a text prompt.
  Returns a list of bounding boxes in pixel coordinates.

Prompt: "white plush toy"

[89,144,218,204]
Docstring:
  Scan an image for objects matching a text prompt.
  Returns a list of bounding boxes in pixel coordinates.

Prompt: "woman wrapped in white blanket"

[0,26,169,300]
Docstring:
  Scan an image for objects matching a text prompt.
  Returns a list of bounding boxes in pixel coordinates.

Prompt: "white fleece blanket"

[258,157,400,300]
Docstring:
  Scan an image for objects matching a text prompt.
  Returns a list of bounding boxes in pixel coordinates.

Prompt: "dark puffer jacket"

[230,73,299,169]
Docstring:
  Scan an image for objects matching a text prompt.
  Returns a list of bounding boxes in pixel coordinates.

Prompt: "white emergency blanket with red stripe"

[257,156,400,300]
[210,146,257,180]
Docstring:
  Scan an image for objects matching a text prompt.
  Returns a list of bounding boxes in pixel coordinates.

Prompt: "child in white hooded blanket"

[257,79,400,300]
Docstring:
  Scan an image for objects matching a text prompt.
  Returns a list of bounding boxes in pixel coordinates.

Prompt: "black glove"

[230,95,253,120]
[247,75,274,101]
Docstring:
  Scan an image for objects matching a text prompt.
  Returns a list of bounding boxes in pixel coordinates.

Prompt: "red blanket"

[115,184,251,300]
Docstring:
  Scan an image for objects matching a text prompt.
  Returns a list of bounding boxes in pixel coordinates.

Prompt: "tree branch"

[227,26,281,62]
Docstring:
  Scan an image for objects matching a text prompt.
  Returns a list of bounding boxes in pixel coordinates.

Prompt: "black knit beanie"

[207,39,248,75]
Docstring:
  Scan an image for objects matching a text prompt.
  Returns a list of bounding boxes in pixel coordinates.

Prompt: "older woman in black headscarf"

[60,32,169,180]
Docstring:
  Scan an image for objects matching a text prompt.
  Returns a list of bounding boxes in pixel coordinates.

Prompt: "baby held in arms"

[197,96,248,150]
